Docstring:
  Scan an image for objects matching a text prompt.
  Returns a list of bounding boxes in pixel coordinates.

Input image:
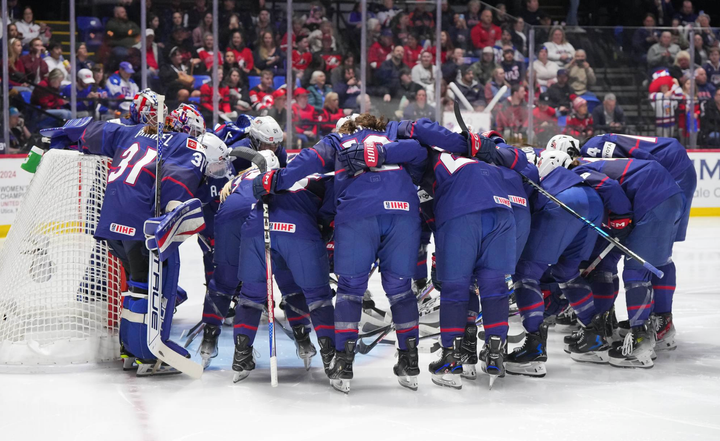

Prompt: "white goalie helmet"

[248,116,283,151]
[546,134,580,158]
[538,149,573,180]
[130,88,167,125]
[251,149,280,171]
[197,132,232,179]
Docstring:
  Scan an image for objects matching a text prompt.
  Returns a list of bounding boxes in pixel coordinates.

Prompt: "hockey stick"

[146,95,203,379]
[581,243,615,278]
[453,101,664,279]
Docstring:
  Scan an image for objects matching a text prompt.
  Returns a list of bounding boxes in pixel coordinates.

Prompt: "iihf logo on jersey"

[493,196,511,208]
[269,222,296,233]
[110,223,137,236]
[384,201,409,211]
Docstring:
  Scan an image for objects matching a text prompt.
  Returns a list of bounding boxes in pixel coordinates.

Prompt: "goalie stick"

[453,101,664,279]
[146,95,203,379]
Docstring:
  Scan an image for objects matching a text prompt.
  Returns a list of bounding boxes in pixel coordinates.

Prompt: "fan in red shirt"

[403,33,423,68]
[249,70,276,111]
[316,34,344,73]
[200,65,231,114]
[318,91,345,136]
[564,96,594,140]
[280,17,310,52]
[428,30,453,64]
[369,28,394,69]
[471,10,501,51]
[226,31,254,75]
[533,92,558,144]
[196,33,223,73]
[292,87,319,146]
[292,36,313,76]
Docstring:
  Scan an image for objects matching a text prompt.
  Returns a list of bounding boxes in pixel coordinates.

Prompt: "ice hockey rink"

[0,217,718,441]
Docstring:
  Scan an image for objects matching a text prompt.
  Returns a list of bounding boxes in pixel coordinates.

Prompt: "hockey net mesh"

[0,150,123,365]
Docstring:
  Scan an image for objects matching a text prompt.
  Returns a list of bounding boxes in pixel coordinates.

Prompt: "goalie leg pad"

[120,294,155,360]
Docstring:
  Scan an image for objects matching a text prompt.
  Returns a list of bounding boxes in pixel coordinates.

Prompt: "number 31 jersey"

[79,122,207,241]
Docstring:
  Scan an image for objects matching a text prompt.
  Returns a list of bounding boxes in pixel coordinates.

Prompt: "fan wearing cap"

[369,28,394,70]
[107,61,140,113]
[547,68,574,115]
[292,87,319,146]
[470,46,500,84]
[565,96,593,140]
[132,28,161,77]
[61,69,108,116]
[532,92,558,145]
[648,69,682,137]
[7,107,31,154]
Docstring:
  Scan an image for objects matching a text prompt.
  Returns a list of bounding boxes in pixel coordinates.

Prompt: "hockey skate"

[136,359,181,376]
[429,337,463,390]
[120,345,137,371]
[393,337,420,391]
[609,324,656,369]
[651,312,677,351]
[554,305,578,332]
[568,313,611,363]
[327,340,355,393]
[232,334,256,383]
[480,335,506,389]
[460,323,478,380]
[317,337,335,374]
[292,325,317,370]
[199,324,220,369]
[506,322,548,377]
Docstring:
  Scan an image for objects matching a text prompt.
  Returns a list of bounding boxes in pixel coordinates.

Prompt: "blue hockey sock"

[334,274,367,350]
[439,280,470,348]
[283,291,311,329]
[382,272,418,350]
[305,286,335,341]
[558,275,596,326]
[623,268,653,327]
[234,282,266,344]
[477,273,509,343]
[514,261,546,333]
[652,262,676,314]
[588,271,619,314]
[201,288,233,327]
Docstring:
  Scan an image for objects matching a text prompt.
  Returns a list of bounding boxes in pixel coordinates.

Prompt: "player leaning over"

[253,114,426,393]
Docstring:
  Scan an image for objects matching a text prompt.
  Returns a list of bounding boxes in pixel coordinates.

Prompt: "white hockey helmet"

[169,104,206,138]
[537,150,573,180]
[197,132,231,178]
[546,134,580,158]
[335,113,359,132]
[249,149,280,172]
[248,116,283,151]
[130,88,167,125]
[521,146,538,166]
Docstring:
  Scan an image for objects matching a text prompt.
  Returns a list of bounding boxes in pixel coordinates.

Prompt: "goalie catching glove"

[144,198,205,261]
[337,139,386,175]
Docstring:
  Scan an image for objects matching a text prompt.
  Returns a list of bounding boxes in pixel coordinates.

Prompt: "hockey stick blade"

[230,147,268,173]
[453,100,469,132]
[357,326,392,354]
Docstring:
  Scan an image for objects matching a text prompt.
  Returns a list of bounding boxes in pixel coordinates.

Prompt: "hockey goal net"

[0,150,123,366]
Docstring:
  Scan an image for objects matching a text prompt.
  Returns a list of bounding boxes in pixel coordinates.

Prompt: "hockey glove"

[480,130,506,145]
[252,169,278,199]
[144,198,205,261]
[337,140,386,175]
[464,131,497,162]
[608,214,633,242]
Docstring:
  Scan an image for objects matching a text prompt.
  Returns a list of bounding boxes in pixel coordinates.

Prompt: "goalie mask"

[130,89,167,125]
[197,132,232,179]
[537,150,573,180]
[546,134,580,158]
[169,104,206,138]
[248,116,283,151]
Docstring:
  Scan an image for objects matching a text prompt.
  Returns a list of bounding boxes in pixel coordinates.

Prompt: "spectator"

[160,46,199,103]
[452,65,485,110]
[533,45,559,88]
[649,69,681,137]
[403,88,435,121]
[220,14,244,52]
[200,65,231,116]
[403,33,423,69]
[678,76,701,141]
[547,68,574,114]
[465,0,482,30]
[292,36,313,78]
[225,67,252,113]
[674,0,697,26]
[193,13,213,48]
[592,93,625,132]
[391,12,411,46]
[470,46,498,84]
[521,0,546,26]
[305,4,327,32]
[331,53,359,86]
[669,18,689,49]
[533,92,557,146]
[449,13,471,52]
[254,31,285,75]
[485,67,511,103]
[369,28,394,69]
[196,33,224,74]
[495,84,527,139]
[281,16,309,52]
[333,65,362,109]
[533,13,552,49]
[186,0,209,30]
[412,51,437,103]
[500,48,525,86]
[91,64,109,98]
[696,12,718,49]
[268,88,287,129]
[632,13,659,65]
[408,3,434,39]
[6,22,20,41]
[439,0,456,31]
[164,26,193,62]
[76,43,95,71]
[648,31,680,71]
[377,46,408,101]
[255,9,275,42]
[394,67,424,103]
[107,62,140,113]
[5,38,28,87]
[249,70,276,111]
[7,107,31,154]
[15,7,50,46]
[512,18,528,56]
[704,48,720,89]
[292,87,318,146]
[148,13,162,43]
[21,38,49,85]
[567,49,595,95]
[133,29,162,79]
[544,26,575,68]
[227,31,254,75]
[319,92,346,135]
[442,48,465,84]
[43,42,70,86]
[672,51,696,80]
[31,69,71,127]
[223,50,240,71]
[428,31,454,65]
[471,10,501,53]
[565,96,593,141]
[692,34,708,66]
[316,34,344,74]
[376,0,400,28]
[695,67,717,103]
[61,69,104,116]
[493,28,522,63]
[106,6,141,61]
[494,3,511,29]
[700,88,720,147]
[309,21,337,53]
[308,70,332,112]
[219,0,238,28]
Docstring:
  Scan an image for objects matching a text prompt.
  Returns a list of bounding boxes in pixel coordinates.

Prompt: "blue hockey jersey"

[273,124,426,225]
[79,122,207,241]
[539,166,633,216]
[580,134,693,181]
[573,158,681,220]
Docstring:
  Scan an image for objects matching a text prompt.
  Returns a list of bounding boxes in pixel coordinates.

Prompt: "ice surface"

[0,218,719,440]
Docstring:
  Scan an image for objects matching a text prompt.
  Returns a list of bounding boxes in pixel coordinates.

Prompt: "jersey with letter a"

[79,122,206,241]
[580,134,692,181]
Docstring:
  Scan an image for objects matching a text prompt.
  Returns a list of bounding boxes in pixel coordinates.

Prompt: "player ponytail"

[568,159,582,169]
[337,113,388,135]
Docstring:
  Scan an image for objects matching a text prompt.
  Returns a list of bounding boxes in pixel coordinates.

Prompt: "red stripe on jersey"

[161,176,194,197]
[594,176,608,190]
[309,148,325,166]
[619,159,633,184]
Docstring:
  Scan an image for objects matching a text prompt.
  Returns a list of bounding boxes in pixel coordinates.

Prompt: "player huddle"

[39,88,696,393]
